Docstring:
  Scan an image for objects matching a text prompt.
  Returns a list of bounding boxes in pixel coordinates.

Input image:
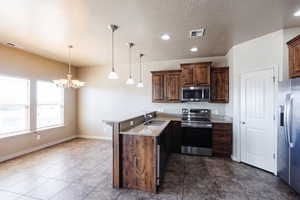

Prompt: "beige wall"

[0,44,77,159]
[77,56,228,139]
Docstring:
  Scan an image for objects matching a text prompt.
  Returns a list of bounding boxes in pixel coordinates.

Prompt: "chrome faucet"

[144,113,153,123]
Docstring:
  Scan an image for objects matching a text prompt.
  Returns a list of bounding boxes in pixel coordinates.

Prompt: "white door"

[241,68,276,173]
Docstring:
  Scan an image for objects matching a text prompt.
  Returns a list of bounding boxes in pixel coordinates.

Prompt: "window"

[0,76,30,135]
[37,81,64,129]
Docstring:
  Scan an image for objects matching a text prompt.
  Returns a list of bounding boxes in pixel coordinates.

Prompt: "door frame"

[239,66,279,174]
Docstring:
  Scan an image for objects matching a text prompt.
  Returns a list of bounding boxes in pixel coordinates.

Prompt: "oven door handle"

[181,123,213,128]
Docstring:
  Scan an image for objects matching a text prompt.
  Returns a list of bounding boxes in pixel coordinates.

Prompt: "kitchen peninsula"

[104,111,232,193]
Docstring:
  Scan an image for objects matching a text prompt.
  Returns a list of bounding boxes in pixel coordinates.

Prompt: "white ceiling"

[0,0,299,67]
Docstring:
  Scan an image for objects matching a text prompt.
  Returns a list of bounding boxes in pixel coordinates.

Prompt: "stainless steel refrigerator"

[278,77,300,194]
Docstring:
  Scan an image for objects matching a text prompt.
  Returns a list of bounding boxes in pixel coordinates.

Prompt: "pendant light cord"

[140,54,144,82]
[112,30,115,72]
[129,45,132,78]
[139,54,142,82]
[68,45,72,74]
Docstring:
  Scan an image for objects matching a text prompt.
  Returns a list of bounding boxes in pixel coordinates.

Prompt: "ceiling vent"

[189,28,206,39]
[6,42,16,47]
[5,42,23,49]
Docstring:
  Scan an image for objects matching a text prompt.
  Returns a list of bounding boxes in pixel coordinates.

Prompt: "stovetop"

[182,109,211,122]
[181,109,212,128]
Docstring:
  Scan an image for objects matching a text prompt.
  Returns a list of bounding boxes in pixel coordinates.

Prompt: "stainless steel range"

[181,108,213,156]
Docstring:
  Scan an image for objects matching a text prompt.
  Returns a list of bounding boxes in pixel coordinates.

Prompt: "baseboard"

[77,135,112,141]
[231,155,240,162]
[0,135,77,163]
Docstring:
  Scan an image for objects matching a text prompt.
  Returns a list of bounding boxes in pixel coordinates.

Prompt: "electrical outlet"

[36,134,41,140]
[130,121,134,126]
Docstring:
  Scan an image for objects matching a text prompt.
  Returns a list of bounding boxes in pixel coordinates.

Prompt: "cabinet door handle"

[134,157,137,167]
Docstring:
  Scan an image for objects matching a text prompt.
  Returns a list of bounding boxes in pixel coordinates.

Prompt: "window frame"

[36,80,65,130]
[0,75,31,136]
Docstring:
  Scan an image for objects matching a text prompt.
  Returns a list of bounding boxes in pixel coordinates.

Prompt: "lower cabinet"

[212,123,232,157]
[171,121,182,153]
[120,121,232,193]
[121,135,157,193]
[121,122,175,193]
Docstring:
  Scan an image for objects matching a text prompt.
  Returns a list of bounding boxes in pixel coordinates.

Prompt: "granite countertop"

[210,114,233,123]
[109,112,232,137]
[103,112,156,125]
[120,117,173,137]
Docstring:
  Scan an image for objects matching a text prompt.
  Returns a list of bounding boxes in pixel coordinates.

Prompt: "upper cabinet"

[152,73,164,102]
[181,62,211,87]
[287,35,300,78]
[210,67,229,103]
[180,64,194,86]
[151,63,230,104]
[151,70,181,103]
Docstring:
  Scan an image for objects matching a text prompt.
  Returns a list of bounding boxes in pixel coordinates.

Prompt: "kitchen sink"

[144,120,166,126]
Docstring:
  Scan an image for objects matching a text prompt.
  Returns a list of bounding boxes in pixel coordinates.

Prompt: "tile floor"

[0,138,298,200]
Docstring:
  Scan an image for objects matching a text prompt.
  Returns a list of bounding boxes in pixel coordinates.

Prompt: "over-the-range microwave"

[181,87,210,102]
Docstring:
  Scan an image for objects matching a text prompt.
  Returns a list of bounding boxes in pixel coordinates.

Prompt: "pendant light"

[108,24,119,79]
[53,45,85,88]
[126,42,135,85]
[137,53,144,88]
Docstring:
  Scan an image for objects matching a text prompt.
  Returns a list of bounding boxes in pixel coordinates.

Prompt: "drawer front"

[213,131,232,143]
[213,123,232,130]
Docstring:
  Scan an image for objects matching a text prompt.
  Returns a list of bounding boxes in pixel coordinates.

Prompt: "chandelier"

[53,45,85,88]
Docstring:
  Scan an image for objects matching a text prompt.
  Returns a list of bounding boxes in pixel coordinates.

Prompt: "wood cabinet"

[121,135,157,193]
[157,122,172,184]
[181,64,194,86]
[210,67,229,103]
[151,63,230,104]
[212,123,232,157]
[152,74,164,102]
[181,62,211,87]
[151,70,181,103]
[287,35,300,78]
[171,121,182,153]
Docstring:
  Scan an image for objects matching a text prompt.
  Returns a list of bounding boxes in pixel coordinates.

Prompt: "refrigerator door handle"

[284,95,290,145]
[286,93,294,148]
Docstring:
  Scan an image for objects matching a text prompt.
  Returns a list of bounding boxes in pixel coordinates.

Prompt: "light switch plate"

[130,121,134,126]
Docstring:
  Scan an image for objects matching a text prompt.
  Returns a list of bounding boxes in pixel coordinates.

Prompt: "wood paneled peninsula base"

[103,112,232,193]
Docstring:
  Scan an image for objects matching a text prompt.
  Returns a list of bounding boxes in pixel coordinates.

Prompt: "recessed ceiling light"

[161,34,170,40]
[190,47,198,52]
[294,10,300,16]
